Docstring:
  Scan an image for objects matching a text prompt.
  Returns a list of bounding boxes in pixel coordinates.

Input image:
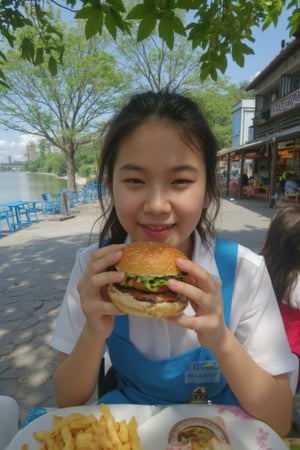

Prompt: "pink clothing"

[280,303,300,356]
[280,303,300,386]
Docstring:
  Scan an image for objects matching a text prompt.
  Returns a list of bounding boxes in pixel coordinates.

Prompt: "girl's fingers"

[90,270,124,289]
[176,258,219,294]
[89,246,125,275]
[168,313,205,332]
[91,243,126,259]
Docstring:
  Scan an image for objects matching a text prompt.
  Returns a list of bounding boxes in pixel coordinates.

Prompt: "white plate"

[6,404,287,450]
[139,404,287,450]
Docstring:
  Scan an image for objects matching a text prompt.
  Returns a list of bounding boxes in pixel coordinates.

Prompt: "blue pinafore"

[99,238,239,406]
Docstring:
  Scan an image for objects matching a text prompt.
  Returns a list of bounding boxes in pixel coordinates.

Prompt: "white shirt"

[50,232,296,379]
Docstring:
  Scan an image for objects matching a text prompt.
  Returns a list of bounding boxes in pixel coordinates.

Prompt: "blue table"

[0,201,43,230]
[0,206,15,237]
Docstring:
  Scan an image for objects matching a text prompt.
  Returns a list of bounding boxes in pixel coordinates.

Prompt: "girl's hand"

[167,257,227,351]
[77,244,126,339]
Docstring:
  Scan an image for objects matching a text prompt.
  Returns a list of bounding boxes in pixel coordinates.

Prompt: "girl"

[51,91,295,436]
[261,204,300,387]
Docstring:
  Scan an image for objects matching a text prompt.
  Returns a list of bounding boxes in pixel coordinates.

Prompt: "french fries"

[24,404,142,450]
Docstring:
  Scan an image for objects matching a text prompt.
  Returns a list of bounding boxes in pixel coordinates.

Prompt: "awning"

[217,125,300,158]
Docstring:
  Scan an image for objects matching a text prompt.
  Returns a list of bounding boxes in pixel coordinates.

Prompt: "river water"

[0,171,68,203]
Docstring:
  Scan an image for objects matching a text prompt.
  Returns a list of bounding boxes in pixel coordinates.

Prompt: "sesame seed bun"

[115,241,188,276]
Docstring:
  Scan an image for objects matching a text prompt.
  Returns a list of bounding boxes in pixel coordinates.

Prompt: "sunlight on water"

[0,171,68,202]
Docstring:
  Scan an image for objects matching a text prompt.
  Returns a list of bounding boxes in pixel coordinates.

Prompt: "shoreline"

[26,171,88,187]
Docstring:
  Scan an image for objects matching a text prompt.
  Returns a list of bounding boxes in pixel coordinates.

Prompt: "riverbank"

[28,171,88,187]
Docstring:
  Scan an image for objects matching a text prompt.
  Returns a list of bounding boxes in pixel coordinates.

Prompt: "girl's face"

[109,120,207,258]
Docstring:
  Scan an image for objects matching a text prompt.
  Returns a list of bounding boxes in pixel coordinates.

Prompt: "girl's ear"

[104,176,114,205]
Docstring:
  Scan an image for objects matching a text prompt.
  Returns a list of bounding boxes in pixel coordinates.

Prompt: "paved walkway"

[0,197,279,422]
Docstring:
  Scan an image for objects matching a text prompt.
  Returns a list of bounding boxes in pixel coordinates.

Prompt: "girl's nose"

[143,190,171,214]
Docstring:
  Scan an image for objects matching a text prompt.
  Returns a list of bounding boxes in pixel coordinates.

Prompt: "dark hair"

[97,90,220,247]
[261,204,300,306]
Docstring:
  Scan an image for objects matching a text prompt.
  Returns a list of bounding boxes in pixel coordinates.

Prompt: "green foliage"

[0,23,128,190]
[0,1,64,85]
[24,152,66,175]
[191,79,254,148]
[0,1,298,81]
[25,142,98,179]
[75,145,98,178]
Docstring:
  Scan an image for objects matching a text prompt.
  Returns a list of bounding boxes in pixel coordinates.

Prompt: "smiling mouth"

[143,224,174,231]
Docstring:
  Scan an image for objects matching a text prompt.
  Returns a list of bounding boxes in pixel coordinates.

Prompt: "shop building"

[218,36,300,206]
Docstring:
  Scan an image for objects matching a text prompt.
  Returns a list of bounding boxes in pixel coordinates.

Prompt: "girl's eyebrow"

[119,163,198,173]
[171,165,199,174]
[119,163,144,171]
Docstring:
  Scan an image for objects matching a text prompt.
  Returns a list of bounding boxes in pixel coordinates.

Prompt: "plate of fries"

[7,403,156,450]
[6,403,288,450]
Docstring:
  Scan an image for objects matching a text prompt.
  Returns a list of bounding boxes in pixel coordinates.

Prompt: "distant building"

[26,137,60,161]
[218,35,300,205]
[26,140,39,161]
[232,99,255,147]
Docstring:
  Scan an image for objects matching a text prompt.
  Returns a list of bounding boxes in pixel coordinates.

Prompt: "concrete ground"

[0,197,279,423]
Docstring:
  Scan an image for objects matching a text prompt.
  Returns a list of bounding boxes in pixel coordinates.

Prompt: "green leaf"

[85,8,104,39]
[127,4,148,20]
[231,43,245,67]
[106,0,126,13]
[105,12,117,39]
[239,43,254,56]
[137,15,157,41]
[0,50,7,63]
[75,7,93,19]
[108,8,126,31]
[0,69,9,88]
[20,37,35,61]
[48,56,57,76]
[216,54,227,73]
[158,17,174,49]
[34,47,44,65]
[169,15,186,36]
[1,28,15,47]
[176,0,202,9]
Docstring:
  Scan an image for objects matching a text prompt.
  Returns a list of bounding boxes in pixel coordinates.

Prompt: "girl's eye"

[172,179,192,185]
[124,178,144,184]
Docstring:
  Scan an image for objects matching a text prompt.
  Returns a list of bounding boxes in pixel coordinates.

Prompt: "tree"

[192,79,254,148]
[0,25,128,191]
[0,1,299,83]
[114,32,202,91]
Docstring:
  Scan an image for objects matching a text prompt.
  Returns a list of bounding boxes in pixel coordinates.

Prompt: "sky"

[0,7,293,164]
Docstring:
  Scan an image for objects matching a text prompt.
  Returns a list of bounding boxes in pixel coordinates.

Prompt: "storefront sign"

[278,150,293,158]
[271,88,300,117]
[277,139,295,150]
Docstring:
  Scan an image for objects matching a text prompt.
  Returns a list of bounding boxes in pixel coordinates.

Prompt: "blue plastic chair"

[0,207,15,238]
[41,193,61,218]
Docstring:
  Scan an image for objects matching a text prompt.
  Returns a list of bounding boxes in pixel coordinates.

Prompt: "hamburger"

[107,241,189,318]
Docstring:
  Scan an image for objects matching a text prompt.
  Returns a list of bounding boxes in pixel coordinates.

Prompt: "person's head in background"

[261,204,300,306]
[97,90,220,253]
